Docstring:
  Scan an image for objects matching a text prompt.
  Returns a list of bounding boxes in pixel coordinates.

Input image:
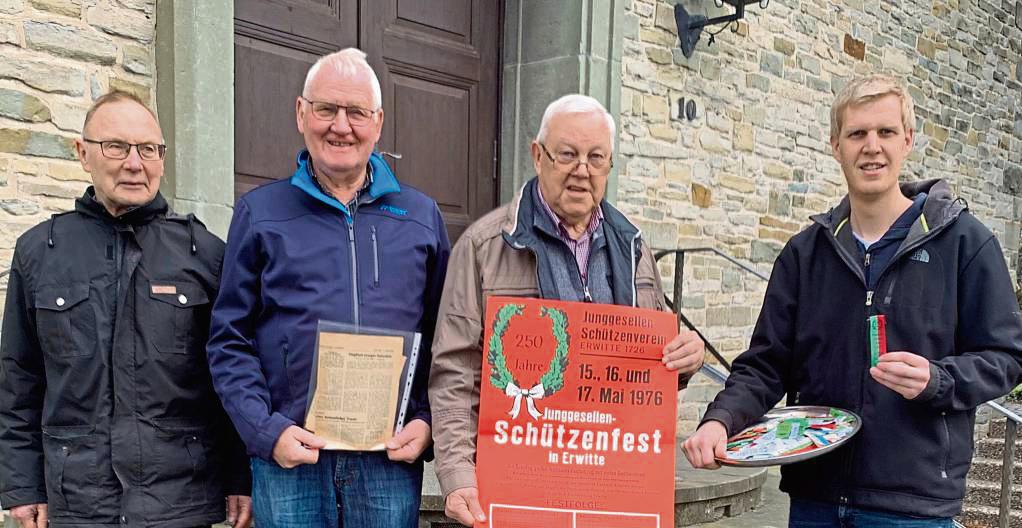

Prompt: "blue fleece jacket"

[207,150,450,461]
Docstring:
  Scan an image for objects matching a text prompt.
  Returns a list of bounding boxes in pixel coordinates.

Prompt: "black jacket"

[704,179,1022,518]
[0,190,250,527]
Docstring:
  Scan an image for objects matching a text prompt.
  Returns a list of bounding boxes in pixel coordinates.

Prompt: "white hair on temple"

[302,48,383,110]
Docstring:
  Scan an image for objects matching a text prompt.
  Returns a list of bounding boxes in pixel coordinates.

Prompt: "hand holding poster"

[476,296,678,528]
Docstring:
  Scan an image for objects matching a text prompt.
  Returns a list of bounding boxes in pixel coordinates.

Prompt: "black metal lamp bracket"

[674,1,765,58]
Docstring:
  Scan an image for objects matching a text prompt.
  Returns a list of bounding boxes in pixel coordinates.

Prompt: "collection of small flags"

[723,408,858,462]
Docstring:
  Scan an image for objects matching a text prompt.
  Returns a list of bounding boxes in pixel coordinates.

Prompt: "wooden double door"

[234,0,502,240]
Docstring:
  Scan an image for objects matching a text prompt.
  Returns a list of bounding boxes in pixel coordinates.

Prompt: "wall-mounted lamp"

[674,0,769,58]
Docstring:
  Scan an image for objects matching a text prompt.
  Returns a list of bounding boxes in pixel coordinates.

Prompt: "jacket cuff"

[438,468,477,498]
[409,409,432,428]
[699,408,735,437]
[1,488,47,510]
[915,362,944,402]
[254,412,296,462]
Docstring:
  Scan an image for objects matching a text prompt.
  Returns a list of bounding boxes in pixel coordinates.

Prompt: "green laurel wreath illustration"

[487,304,524,390]
[488,303,570,397]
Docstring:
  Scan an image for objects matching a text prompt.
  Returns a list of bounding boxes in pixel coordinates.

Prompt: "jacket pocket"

[281,338,307,418]
[147,280,210,354]
[483,274,541,299]
[151,417,214,505]
[939,412,951,479]
[34,285,92,358]
[41,425,97,513]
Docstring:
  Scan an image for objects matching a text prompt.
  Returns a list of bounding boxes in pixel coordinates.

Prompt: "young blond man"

[684,74,1022,526]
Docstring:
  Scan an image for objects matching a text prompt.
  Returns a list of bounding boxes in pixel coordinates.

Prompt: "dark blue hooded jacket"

[207,150,450,461]
[703,179,1022,518]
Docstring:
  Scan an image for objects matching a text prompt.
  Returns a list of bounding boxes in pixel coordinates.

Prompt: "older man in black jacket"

[0,91,251,528]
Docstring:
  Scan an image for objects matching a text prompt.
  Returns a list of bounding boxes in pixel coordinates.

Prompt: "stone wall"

[0,0,157,312]
[617,0,1022,434]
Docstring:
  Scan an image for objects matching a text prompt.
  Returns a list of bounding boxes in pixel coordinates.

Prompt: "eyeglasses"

[302,97,378,126]
[83,139,166,161]
[539,143,613,171]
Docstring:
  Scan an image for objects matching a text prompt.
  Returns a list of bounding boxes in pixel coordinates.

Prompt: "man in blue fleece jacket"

[683,74,1022,526]
[207,48,450,528]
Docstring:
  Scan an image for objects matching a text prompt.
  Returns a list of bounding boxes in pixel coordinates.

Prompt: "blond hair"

[830,74,915,139]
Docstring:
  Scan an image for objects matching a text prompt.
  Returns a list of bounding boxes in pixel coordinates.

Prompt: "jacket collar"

[501,177,644,306]
[811,179,965,244]
[75,187,169,225]
[290,149,401,217]
[502,178,640,245]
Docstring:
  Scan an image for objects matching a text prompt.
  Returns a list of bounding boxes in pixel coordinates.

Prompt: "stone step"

[964,479,1022,509]
[988,417,1022,442]
[970,457,1022,486]
[975,437,1022,463]
[958,504,1022,528]
[675,454,768,525]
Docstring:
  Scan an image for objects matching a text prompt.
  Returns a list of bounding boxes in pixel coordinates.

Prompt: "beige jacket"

[428,182,673,496]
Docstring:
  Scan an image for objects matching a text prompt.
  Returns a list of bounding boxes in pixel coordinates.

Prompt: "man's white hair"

[302,48,383,110]
[536,94,616,150]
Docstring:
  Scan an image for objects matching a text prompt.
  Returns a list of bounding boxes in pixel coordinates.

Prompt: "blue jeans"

[789,498,955,528]
[251,451,423,528]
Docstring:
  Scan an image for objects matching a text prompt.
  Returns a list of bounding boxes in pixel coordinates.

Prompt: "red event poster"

[476,296,678,528]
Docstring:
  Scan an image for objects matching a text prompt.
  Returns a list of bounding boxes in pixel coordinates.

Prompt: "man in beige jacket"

[429,94,705,526]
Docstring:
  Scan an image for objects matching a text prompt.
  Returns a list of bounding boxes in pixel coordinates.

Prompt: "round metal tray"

[715,405,861,467]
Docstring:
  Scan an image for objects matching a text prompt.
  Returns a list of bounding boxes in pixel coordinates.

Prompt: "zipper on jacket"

[630,234,641,307]
[939,412,950,478]
[370,225,379,287]
[864,252,871,267]
[114,231,122,294]
[112,229,124,328]
[347,217,360,324]
[840,295,873,508]
[574,264,592,303]
[282,342,298,407]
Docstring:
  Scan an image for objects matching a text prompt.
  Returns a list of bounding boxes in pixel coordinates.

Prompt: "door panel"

[390,73,470,219]
[235,0,355,50]
[396,1,471,39]
[234,43,310,200]
[234,0,357,202]
[364,0,500,241]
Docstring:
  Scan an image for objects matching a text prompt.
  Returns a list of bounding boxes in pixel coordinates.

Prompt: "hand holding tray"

[715,406,861,467]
